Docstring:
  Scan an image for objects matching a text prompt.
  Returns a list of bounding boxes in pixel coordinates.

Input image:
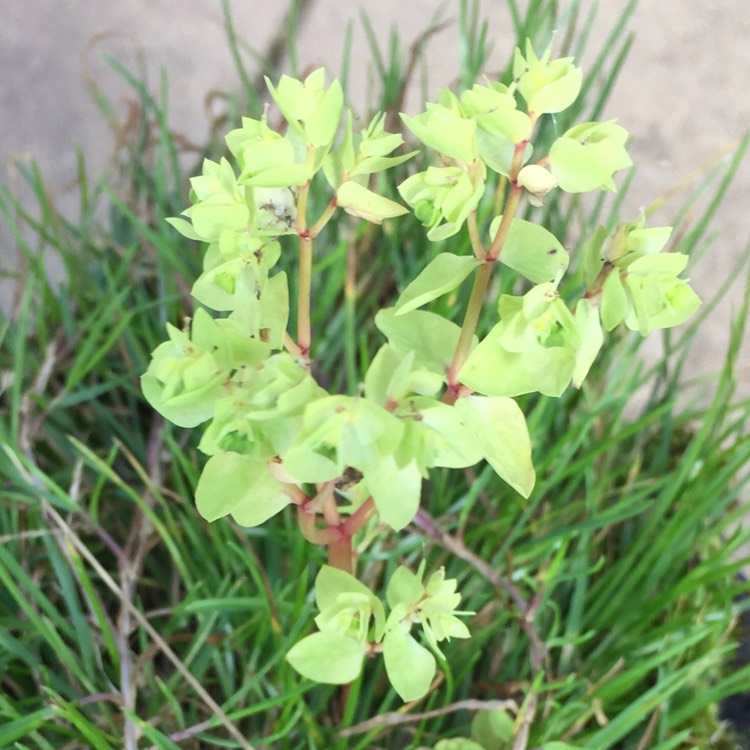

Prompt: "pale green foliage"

[549,120,633,192]
[287,564,470,701]
[488,214,569,283]
[459,283,594,398]
[141,45,702,707]
[513,40,583,115]
[418,708,584,750]
[398,165,485,241]
[471,709,514,747]
[586,216,701,335]
[395,253,482,314]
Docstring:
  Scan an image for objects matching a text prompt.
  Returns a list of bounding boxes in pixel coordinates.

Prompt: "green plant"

[3,3,750,748]
[140,45,700,707]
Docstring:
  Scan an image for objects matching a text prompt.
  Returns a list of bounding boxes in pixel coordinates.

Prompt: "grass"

[1,1,750,748]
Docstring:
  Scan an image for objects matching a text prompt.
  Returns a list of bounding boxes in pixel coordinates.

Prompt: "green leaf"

[376,308,472,376]
[549,120,632,192]
[400,397,484,469]
[383,622,436,701]
[0,708,53,746]
[395,253,481,315]
[471,708,514,746]
[601,270,628,331]
[323,113,355,188]
[316,565,379,612]
[434,741,485,750]
[336,181,408,223]
[513,42,583,115]
[454,396,535,497]
[352,152,417,176]
[264,272,290,349]
[165,216,202,240]
[365,454,421,531]
[386,565,424,609]
[460,83,532,143]
[304,78,343,147]
[286,631,366,684]
[572,299,603,387]
[490,216,569,283]
[401,107,477,164]
[625,252,689,276]
[626,225,673,255]
[195,453,289,526]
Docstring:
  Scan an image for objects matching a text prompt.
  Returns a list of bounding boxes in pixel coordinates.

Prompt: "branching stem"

[444,141,529,398]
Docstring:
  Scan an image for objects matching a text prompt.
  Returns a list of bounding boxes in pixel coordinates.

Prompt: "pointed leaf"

[395,253,481,315]
[386,565,424,609]
[366,455,421,531]
[572,299,603,387]
[383,623,436,701]
[600,270,628,331]
[166,216,202,241]
[336,181,408,224]
[454,396,535,497]
[316,565,378,612]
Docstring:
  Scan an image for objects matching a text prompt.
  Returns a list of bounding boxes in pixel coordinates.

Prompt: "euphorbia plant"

[141,43,700,703]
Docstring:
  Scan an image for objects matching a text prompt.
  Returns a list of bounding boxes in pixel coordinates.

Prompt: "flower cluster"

[287,564,471,701]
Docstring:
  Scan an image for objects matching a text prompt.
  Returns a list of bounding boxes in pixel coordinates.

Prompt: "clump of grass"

[1,2,749,749]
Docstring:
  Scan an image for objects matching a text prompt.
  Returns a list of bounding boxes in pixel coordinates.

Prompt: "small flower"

[459,283,586,398]
[401,92,478,165]
[265,68,344,148]
[513,41,583,115]
[549,120,632,193]
[398,165,485,241]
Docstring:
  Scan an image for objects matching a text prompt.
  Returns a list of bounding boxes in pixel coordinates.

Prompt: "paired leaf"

[195,453,289,526]
[454,396,535,498]
[490,216,569,283]
[285,631,366,684]
[376,308,472,376]
[383,621,437,702]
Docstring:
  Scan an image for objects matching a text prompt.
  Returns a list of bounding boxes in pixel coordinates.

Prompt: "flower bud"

[517,164,558,206]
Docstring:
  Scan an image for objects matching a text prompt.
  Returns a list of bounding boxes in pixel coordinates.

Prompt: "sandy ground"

[1,1,748,394]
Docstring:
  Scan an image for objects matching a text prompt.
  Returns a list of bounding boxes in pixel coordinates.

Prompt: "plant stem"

[445,261,493,396]
[309,197,338,238]
[342,497,375,536]
[486,184,522,261]
[344,228,358,393]
[283,331,302,357]
[296,178,312,357]
[444,141,529,397]
[467,211,485,259]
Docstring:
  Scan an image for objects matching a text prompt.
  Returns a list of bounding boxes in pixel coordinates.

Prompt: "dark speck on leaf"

[547,248,557,255]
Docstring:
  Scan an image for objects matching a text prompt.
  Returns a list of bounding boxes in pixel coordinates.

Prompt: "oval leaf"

[195,453,289,526]
[383,624,436,701]
[490,216,569,283]
[286,631,365,684]
[366,455,421,531]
